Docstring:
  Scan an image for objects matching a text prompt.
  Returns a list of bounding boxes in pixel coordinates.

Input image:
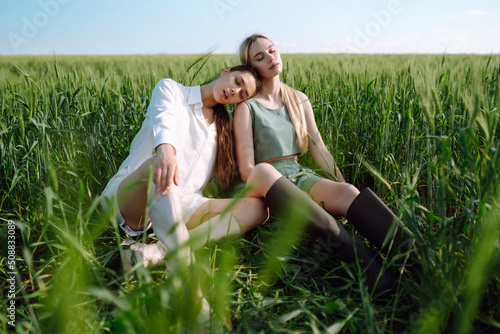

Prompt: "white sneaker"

[121,240,168,273]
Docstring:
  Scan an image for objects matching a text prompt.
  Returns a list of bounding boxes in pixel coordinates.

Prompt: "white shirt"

[117,78,217,197]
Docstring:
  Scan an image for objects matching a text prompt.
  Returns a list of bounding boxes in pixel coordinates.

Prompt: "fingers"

[174,164,179,185]
[153,156,178,196]
[153,164,162,193]
[163,163,175,195]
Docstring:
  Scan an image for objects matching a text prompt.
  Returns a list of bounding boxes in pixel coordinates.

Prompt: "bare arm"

[297,91,345,182]
[233,102,256,182]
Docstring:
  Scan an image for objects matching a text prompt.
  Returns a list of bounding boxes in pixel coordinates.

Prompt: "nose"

[268,53,274,63]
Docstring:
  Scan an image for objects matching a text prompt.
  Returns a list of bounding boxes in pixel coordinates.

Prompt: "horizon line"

[2,52,499,57]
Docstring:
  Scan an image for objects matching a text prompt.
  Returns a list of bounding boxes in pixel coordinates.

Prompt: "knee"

[248,163,275,182]
[339,183,360,209]
[247,163,282,196]
[149,190,183,222]
[342,183,360,198]
[151,188,181,206]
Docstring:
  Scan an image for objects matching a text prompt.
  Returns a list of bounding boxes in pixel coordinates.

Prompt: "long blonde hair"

[239,34,308,155]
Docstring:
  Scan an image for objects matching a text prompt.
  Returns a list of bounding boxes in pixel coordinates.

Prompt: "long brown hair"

[214,65,261,187]
[239,34,308,155]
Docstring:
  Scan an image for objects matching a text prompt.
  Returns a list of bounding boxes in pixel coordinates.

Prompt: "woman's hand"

[154,143,179,195]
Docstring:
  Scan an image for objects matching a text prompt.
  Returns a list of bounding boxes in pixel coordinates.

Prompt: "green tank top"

[244,98,301,164]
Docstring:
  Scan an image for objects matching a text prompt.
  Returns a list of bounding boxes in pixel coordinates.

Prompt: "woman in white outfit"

[101,65,267,273]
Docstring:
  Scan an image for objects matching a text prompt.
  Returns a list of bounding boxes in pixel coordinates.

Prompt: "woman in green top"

[233,34,418,296]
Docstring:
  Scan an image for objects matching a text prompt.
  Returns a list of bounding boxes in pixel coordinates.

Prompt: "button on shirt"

[117,78,217,197]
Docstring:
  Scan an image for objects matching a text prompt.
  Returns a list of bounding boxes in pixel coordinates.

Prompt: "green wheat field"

[0,53,499,333]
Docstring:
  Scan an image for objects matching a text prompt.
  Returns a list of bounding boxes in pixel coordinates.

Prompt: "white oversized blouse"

[116,78,217,197]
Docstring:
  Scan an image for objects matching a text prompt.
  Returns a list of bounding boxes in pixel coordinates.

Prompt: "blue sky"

[1,0,499,55]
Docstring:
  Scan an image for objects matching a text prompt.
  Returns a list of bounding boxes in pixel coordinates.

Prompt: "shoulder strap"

[243,98,257,124]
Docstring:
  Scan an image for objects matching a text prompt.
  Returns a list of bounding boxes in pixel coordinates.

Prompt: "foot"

[122,240,167,270]
[122,242,135,276]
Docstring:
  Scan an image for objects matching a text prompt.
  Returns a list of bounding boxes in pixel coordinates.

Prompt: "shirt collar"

[188,85,214,130]
[187,85,202,106]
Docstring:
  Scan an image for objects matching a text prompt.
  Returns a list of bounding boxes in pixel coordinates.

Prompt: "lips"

[269,63,280,70]
[223,90,228,100]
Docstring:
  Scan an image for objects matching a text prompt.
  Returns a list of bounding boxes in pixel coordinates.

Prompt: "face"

[248,38,282,79]
[213,70,257,105]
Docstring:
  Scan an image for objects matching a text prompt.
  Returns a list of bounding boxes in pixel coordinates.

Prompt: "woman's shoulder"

[235,99,252,115]
[292,89,313,113]
[294,89,309,102]
[153,78,189,98]
[155,78,181,89]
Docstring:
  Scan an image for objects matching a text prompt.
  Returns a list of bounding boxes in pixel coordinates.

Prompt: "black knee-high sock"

[265,177,397,295]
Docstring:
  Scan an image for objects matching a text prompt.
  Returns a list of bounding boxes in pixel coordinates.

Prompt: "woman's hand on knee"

[154,144,179,195]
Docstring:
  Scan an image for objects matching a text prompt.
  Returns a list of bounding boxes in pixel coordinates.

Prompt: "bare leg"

[308,180,360,216]
[186,196,268,250]
[116,157,157,232]
[186,197,267,231]
[244,163,284,199]
[244,162,360,218]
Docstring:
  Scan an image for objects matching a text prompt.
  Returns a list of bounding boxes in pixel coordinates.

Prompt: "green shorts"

[267,158,322,193]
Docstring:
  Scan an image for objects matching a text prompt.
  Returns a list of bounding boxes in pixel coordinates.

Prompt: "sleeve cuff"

[153,137,177,154]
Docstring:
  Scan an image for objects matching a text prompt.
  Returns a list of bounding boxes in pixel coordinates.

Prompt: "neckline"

[251,98,285,111]
[197,103,217,130]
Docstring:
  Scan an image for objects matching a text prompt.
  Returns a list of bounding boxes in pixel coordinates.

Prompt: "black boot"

[346,188,418,264]
[265,177,396,296]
